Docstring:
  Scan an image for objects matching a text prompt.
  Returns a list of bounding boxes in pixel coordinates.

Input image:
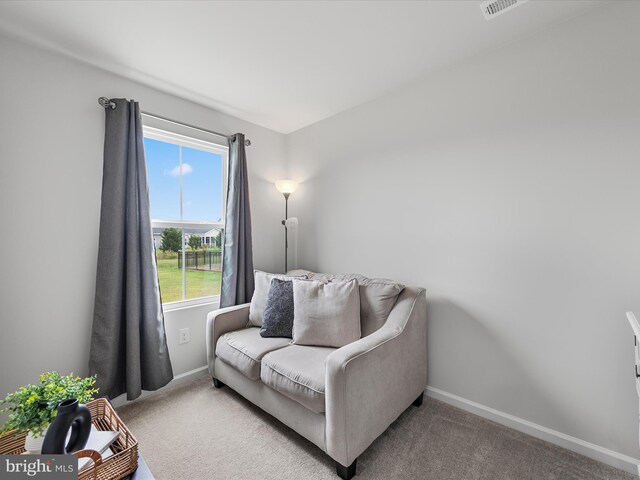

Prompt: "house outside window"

[143,126,227,308]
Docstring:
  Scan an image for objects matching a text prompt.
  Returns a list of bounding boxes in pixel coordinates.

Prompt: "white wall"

[287,1,640,463]
[0,36,287,399]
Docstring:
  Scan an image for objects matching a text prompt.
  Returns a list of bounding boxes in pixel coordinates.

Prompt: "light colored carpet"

[117,376,635,480]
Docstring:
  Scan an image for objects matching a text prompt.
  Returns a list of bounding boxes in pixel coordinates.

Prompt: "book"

[77,425,120,471]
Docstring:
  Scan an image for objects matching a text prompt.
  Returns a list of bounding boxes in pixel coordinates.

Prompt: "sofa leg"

[412,392,424,407]
[212,377,225,389]
[336,459,357,480]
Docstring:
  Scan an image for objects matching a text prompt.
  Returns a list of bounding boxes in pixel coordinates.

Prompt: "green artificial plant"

[0,372,98,436]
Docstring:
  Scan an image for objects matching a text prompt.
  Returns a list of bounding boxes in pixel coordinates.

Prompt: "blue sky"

[144,137,223,222]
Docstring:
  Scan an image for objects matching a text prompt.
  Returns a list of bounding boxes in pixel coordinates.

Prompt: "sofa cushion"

[292,278,361,348]
[350,276,404,336]
[260,279,294,338]
[249,270,308,327]
[216,327,291,380]
[293,270,405,336]
[261,345,335,413]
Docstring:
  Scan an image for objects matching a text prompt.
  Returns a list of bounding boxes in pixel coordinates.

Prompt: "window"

[143,126,227,307]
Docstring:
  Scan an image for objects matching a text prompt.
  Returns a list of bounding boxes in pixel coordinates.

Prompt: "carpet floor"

[117,376,635,480]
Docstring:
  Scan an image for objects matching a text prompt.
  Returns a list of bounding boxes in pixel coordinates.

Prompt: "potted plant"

[0,372,98,453]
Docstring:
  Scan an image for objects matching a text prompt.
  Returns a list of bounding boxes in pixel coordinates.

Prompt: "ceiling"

[0,0,607,133]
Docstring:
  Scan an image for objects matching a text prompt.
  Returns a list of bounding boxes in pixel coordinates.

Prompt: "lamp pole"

[275,180,297,273]
[282,192,290,272]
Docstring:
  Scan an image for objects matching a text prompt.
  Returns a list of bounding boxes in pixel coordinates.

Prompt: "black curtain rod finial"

[98,97,116,109]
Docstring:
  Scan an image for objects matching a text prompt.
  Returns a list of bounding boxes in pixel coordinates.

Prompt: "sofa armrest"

[205,303,251,377]
[325,287,426,466]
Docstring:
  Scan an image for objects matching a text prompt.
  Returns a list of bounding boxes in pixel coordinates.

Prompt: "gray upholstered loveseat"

[205,271,427,479]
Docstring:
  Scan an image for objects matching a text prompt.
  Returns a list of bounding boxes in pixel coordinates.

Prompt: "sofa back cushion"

[290,270,404,336]
[292,279,361,348]
[249,270,308,327]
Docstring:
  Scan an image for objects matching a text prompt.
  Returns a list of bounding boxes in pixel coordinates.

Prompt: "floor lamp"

[275,180,298,273]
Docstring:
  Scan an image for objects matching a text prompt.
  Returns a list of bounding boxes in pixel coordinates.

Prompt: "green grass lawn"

[157,258,221,303]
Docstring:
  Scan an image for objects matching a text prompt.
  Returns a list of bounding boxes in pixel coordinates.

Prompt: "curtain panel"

[220,133,255,307]
[89,98,173,400]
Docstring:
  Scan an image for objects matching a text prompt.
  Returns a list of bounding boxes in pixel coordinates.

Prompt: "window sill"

[163,296,220,313]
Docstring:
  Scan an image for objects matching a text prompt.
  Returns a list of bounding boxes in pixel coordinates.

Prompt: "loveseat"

[205,270,427,479]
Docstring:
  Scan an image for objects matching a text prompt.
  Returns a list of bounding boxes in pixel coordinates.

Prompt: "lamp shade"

[275,180,298,195]
[284,217,298,229]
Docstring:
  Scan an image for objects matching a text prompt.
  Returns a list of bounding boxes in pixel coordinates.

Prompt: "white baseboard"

[426,386,640,476]
[111,365,209,409]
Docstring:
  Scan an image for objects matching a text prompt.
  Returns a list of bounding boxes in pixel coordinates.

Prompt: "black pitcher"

[41,398,91,454]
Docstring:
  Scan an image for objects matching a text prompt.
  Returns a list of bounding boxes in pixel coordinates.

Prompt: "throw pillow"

[292,278,361,348]
[249,270,307,326]
[290,270,405,336]
[260,279,294,338]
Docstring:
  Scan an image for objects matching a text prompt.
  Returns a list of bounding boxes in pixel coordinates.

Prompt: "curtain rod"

[98,97,251,146]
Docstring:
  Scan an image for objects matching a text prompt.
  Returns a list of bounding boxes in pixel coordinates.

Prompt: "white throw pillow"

[292,278,361,348]
[249,270,307,327]
[288,270,404,336]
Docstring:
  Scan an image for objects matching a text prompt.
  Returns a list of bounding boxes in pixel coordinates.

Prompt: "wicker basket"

[0,398,138,480]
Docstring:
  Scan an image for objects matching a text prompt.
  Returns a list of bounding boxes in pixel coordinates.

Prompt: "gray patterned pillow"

[249,270,308,326]
[260,279,295,338]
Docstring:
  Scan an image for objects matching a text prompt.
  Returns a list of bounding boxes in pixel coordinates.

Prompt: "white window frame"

[143,125,228,310]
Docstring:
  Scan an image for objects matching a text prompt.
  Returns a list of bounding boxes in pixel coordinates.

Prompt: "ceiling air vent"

[480,0,529,20]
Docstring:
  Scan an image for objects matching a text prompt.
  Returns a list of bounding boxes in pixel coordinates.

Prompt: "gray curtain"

[220,133,255,307]
[89,98,173,401]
